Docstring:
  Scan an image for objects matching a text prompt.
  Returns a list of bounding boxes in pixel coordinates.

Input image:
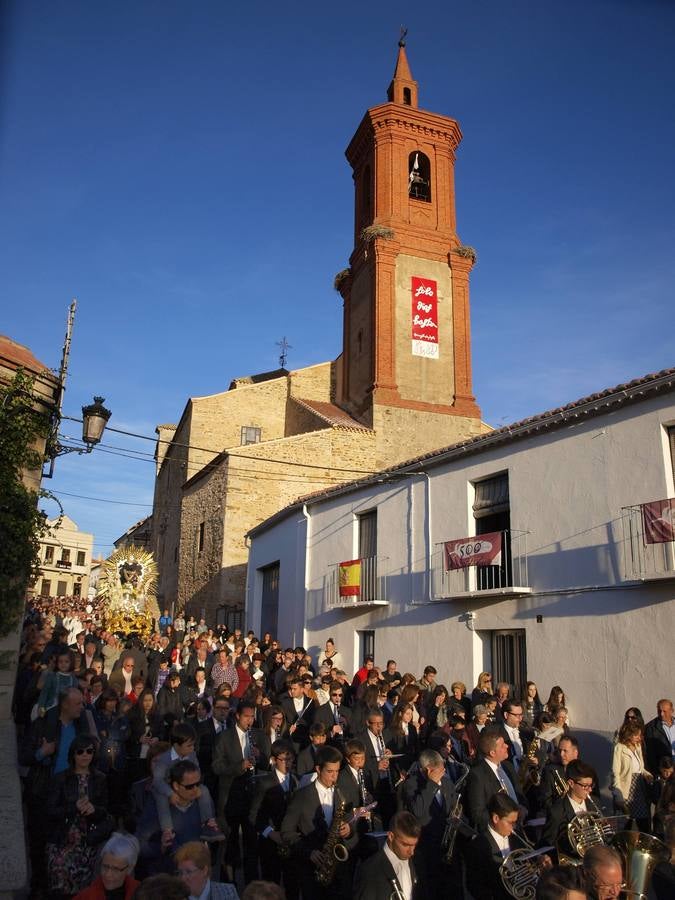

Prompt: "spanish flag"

[339,559,361,598]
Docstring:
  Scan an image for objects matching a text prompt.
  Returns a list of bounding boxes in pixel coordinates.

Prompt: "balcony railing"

[326,555,389,608]
[621,505,675,581]
[431,529,531,600]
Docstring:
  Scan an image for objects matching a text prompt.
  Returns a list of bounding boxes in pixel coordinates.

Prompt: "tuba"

[499,829,551,900]
[611,830,669,900]
[315,791,349,885]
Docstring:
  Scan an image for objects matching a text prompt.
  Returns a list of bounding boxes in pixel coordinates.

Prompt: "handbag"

[85,812,115,846]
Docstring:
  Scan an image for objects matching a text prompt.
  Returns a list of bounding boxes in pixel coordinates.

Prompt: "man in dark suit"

[196,696,231,797]
[540,734,580,811]
[296,722,328,777]
[313,681,352,747]
[281,744,356,900]
[354,810,424,900]
[466,792,524,900]
[337,739,379,850]
[541,760,597,860]
[212,700,270,883]
[465,727,525,832]
[644,699,675,775]
[249,739,299,899]
[280,676,314,750]
[400,749,458,900]
[356,707,395,826]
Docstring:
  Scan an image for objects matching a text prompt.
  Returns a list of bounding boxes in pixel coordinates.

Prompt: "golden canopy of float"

[97,546,160,641]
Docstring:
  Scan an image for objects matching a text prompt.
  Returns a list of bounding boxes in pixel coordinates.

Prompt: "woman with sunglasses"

[46,733,113,897]
[471,672,494,709]
[73,832,140,899]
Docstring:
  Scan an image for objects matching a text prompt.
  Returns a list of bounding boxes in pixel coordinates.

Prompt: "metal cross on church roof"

[276,336,292,370]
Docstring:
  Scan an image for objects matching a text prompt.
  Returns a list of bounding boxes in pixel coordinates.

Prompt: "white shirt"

[661,719,675,754]
[488,825,511,857]
[315,781,335,826]
[275,767,290,792]
[293,696,305,714]
[236,725,249,757]
[367,729,388,779]
[504,725,524,761]
[569,795,588,815]
[383,842,413,900]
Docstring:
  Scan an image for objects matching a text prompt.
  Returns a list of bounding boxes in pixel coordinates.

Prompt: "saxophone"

[315,791,349,885]
[519,735,541,790]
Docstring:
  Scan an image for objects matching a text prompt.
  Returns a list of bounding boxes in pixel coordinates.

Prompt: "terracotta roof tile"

[293,397,372,431]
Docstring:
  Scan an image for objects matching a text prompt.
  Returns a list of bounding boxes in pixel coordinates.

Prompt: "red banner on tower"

[444,532,503,571]
[411,276,439,359]
[641,498,675,544]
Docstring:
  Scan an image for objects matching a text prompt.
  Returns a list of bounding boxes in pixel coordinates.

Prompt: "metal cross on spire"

[399,25,408,47]
[276,336,292,370]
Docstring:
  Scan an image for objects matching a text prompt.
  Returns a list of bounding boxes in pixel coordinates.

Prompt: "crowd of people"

[13,598,675,900]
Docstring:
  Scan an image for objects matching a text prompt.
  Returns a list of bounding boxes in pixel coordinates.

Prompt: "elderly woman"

[464,704,489,759]
[45,733,112,896]
[448,681,472,719]
[73,832,140,899]
[611,721,653,832]
[175,840,240,899]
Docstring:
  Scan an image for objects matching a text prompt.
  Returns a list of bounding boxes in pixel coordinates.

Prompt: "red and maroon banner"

[444,532,503,571]
[642,498,675,544]
[411,276,439,359]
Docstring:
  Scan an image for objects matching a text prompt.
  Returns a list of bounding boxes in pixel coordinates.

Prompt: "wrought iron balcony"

[621,504,675,581]
[326,555,389,608]
[431,529,532,600]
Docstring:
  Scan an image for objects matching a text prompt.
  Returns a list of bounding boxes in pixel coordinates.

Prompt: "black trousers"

[224,813,259,884]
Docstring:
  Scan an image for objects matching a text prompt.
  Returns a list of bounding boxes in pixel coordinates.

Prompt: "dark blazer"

[280,782,357,858]
[249,769,299,833]
[296,742,321,777]
[211,725,270,815]
[465,758,523,832]
[356,728,391,792]
[465,830,519,900]
[400,769,457,843]
[354,845,423,900]
[384,725,419,777]
[280,695,313,747]
[313,700,353,741]
[645,717,673,775]
[46,768,109,841]
[540,794,580,857]
[196,716,228,775]
[20,707,92,801]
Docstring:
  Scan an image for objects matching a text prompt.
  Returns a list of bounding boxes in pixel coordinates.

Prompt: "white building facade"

[247,369,675,779]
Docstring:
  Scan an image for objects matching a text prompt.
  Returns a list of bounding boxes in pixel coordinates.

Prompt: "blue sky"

[1,0,674,556]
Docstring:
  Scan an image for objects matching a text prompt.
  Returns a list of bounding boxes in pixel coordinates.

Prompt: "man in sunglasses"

[138,759,209,868]
[312,680,352,746]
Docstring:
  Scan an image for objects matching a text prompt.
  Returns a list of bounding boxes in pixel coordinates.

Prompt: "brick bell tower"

[337,39,483,463]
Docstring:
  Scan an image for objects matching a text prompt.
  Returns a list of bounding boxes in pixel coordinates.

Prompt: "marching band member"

[354,810,424,900]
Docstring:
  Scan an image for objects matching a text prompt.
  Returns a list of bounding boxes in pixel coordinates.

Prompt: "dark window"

[473,473,512,589]
[491,629,527,700]
[241,426,262,446]
[76,551,86,567]
[357,329,363,355]
[358,510,378,601]
[260,562,280,640]
[56,580,67,596]
[44,546,54,563]
[403,87,411,105]
[198,522,205,553]
[358,629,375,661]
[408,151,431,202]
[61,548,71,563]
[174,546,178,563]
[73,582,82,598]
[41,579,51,597]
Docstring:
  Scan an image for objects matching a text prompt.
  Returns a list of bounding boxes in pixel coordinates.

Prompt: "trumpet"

[551,766,569,798]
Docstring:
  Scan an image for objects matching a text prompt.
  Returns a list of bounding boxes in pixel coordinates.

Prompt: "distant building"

[114,514,153,550]
[37,515,94,602]
[88,557,105,600]
[151,45,487,622]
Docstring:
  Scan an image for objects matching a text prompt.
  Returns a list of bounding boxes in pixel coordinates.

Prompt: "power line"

[50,489,152,507]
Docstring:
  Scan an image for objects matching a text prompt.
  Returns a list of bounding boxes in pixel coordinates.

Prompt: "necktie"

[498,765,518,802]
[333,704,339,724]
[434,787,444,808]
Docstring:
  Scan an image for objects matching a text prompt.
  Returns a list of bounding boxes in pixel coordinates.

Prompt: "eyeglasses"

[76,747,95,755]
[572,781,594,790]
[330,692,343,697]
[180,780,202,790]
[177,867,201,876]
[101,861,129,874]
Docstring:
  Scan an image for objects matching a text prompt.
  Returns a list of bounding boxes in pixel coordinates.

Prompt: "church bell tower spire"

[336,39,483,464]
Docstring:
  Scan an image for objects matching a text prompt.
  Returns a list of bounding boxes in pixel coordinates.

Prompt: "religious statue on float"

[97,545,160,640]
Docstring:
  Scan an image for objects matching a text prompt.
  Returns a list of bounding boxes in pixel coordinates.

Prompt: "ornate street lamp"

[81,396,111,448]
